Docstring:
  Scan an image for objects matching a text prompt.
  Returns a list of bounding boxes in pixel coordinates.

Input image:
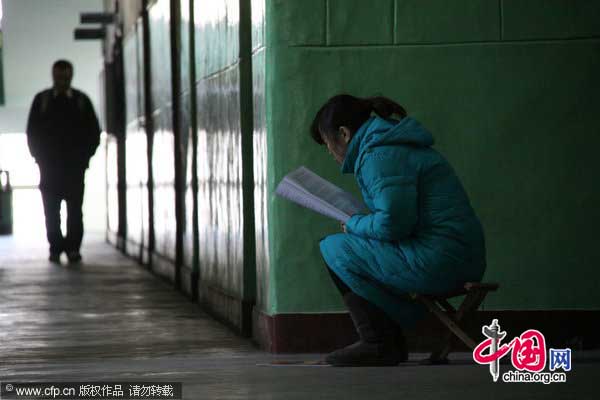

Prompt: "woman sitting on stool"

[312,94,486,367]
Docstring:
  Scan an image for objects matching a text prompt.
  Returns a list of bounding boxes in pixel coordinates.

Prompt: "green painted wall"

[251,0,270,312]
[259,0,600,314]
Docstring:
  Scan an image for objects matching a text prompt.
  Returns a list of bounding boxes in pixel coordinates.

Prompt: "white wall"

[0,0,104,133]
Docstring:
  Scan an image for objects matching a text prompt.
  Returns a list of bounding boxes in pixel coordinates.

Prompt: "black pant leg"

[324,262,351,295]
[324,261,404,346]
[41,190,63,254]
[64,180,85,253]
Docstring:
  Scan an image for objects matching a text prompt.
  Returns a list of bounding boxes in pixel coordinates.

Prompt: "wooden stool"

[410,282,499,364]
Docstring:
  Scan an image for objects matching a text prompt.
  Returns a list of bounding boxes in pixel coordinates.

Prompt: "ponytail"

[366,96,407,119]
[310,94,407,144]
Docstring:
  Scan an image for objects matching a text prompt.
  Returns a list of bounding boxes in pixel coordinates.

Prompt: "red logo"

[473,320,547,377]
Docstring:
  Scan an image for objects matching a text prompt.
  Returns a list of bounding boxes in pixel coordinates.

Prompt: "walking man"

[26,59,101,264]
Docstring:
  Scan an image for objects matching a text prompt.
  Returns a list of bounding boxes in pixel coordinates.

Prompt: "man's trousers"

[40,170,85,255]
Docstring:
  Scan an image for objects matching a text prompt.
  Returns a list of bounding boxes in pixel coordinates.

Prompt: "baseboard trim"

[106,230,119,247]
[252,309,600,353]
[151,252,176,283]
[124,239,143,264]
[253,309,357,353]
[197,282,253,337]
[180,266,198,300]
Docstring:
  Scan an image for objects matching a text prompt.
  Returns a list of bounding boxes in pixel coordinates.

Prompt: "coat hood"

[342,116,435,173]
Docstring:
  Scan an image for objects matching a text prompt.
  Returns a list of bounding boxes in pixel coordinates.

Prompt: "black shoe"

[67,251,82,264]
[325,292,408,367]
[49,253,61,264]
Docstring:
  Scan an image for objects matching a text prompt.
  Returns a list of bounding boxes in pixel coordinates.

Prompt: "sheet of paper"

[275,166,366,223]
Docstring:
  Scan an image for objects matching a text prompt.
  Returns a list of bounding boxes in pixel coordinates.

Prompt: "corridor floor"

[1,234,597,399]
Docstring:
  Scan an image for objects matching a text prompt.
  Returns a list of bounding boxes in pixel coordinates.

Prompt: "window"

[0,133,108,238]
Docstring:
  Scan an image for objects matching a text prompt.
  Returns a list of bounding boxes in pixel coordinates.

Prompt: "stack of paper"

[275,166,365,223]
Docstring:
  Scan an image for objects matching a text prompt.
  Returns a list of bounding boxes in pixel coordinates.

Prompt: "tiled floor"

[0,233,597,399]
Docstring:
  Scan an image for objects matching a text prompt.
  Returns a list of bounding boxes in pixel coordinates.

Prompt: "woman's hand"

[340,222,347,233]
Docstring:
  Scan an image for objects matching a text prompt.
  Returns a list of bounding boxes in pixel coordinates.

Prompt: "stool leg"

[420,291,487,364]
[434,291,487,362]
[425,300,457,364]
[437,299,457,314]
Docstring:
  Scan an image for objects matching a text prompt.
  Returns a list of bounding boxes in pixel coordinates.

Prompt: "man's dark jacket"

[26,88,101,190]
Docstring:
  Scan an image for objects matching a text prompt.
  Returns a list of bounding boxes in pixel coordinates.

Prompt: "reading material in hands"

[275,166,365,223]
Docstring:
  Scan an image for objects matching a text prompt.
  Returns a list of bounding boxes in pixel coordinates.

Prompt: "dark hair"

[52,59,74,72]
[310,94,407,144]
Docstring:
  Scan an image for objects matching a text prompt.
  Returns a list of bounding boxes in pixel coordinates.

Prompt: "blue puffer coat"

[319,116,486,327]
